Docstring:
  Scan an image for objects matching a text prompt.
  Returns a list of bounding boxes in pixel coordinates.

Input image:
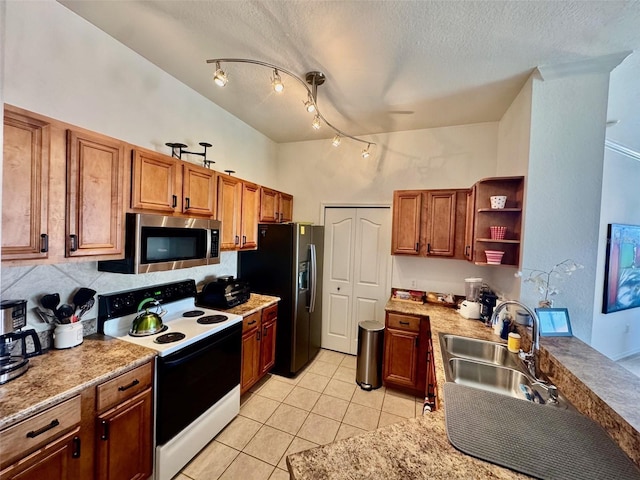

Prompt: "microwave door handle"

[309,244,317,313]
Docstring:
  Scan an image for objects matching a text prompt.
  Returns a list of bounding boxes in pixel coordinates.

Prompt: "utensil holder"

[53,322,84,349]
[490,226,507,240]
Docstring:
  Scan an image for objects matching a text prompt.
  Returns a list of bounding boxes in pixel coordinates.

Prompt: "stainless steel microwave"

[98,213,221,274]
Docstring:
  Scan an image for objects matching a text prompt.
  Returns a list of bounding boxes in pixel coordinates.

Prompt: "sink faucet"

[490,301,543,381]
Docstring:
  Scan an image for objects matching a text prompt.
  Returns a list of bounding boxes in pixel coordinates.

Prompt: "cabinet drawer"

[0,395,81,466]
[386,313,421,332]
[243,311,261,333]
[96,362,153,412]
[261,304,278,324]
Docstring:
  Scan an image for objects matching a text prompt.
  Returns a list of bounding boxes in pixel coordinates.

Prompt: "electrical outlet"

[410,279,417,288]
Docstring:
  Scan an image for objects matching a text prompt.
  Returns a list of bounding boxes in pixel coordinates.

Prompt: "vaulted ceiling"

[59,0,640,153]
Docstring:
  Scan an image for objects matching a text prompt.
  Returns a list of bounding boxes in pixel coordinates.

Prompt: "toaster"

[197,277,251,309]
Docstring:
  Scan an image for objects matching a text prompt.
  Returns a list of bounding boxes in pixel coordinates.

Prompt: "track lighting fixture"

[271,69,284,93]
[213,62,228,87]
[205,58,376,156]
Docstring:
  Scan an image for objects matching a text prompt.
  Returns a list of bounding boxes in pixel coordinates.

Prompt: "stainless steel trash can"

[356,321,385,391]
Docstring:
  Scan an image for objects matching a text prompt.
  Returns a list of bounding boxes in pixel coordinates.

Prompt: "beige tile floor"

[175,348,424,480]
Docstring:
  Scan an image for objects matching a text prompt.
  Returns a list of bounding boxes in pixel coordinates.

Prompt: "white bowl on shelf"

[490,195,507,209]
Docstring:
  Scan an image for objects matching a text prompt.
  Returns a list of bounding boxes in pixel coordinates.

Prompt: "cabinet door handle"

[185,197,190,209]
[69,234,78,252]
[40,233,48,253]
[118,379,140,391]
[242,235,246,245]
[465,245,470,257]
[235,235,239,245]
[415,336,419,347]
[100,420,109,441]
[172,195,178,208]
[399,321,410,326]
[427,243,431,253]
[257,330,261,341]
[247,320,256,326]
[26,419,59,438]
[72,436,81,458]
[263,326,267,337]
[415,242,419,252]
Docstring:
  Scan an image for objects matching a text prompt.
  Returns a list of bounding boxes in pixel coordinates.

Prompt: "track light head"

[361,144,371,158]
[271,69,284,93]
[305,96,316,113]
[332,135,341,147]
[312,115,321,130]
[213,62,228,87]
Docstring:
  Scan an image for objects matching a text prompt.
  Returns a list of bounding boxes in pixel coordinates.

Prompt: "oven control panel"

[98,280,197,326]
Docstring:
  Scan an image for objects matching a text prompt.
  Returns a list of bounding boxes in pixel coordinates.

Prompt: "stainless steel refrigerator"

[238,223,323,376]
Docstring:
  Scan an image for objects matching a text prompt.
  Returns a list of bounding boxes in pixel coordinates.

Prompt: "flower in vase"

[515,259,584,306]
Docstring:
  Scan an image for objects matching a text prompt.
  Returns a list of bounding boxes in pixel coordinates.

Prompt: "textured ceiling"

[59,0,640,153]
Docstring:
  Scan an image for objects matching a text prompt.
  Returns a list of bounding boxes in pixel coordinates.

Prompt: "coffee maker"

[1,299,43,384]
[479,288,498,323]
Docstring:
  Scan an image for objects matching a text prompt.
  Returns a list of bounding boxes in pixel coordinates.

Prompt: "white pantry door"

[321,207,391,354]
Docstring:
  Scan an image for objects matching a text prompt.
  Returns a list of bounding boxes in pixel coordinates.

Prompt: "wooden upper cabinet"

[279,193,293,223]
[131,149,181,213]
[240,182,259,250]
[391,190,422,255]
[66,129,125,258]
[216,174,242,250]
[182,163,216,217]
[259,187,278,223]
[424,190,456,257]
[259,188,293,223]
[2,108,50,261]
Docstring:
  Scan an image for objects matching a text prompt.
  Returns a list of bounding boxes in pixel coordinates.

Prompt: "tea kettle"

[129,298,166,337]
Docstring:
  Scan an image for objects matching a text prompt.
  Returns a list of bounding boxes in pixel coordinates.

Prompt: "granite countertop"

[287,299,640,479]
[0,334,156,430]
[218,293,280,317]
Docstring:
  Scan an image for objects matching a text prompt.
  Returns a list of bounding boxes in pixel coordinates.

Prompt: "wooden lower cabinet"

[241,304,278,394]
[95,389,152,480]
[382,312,431,397]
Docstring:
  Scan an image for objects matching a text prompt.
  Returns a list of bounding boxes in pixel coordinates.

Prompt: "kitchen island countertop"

[0,334,156,430]
[287,299,640,479]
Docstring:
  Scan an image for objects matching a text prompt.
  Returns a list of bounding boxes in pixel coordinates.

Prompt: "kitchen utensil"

[53,322,83,349]
[129,298,166,336]
[40,294,60,316]
[78,297,95,319]
[56,304,75,323]
[72,288,96,315]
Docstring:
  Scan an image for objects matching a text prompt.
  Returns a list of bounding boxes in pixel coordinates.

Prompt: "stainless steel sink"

[440,333,572,409]
[441,334,520,369]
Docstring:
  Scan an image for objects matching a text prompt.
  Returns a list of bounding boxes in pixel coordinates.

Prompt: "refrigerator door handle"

[309,244,317,313]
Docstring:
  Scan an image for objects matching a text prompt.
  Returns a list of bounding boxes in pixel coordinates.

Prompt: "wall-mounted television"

[602,223,640,314]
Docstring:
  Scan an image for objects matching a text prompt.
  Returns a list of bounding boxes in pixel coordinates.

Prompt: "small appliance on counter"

[197,276,251,309]
[459,278,483,319]
[1,299,44,384]
[479,287,498,323]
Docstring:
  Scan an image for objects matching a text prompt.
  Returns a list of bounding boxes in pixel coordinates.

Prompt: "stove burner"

[183,310,205,318]
[154,332,186,344]
[197,315,228,325]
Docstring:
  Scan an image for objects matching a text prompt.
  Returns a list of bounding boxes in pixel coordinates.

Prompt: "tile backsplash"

[1,252,237,350]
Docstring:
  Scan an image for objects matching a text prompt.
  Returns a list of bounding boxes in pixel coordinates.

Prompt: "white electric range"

[98,280,243,480]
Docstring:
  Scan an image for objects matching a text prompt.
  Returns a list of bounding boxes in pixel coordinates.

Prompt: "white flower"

[520,259,583,302]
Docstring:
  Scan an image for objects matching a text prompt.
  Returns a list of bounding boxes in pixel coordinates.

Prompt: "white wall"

[592,149,640,359]
[0,1,277,329]
[522,72,610,343]
[277,122,500,294]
